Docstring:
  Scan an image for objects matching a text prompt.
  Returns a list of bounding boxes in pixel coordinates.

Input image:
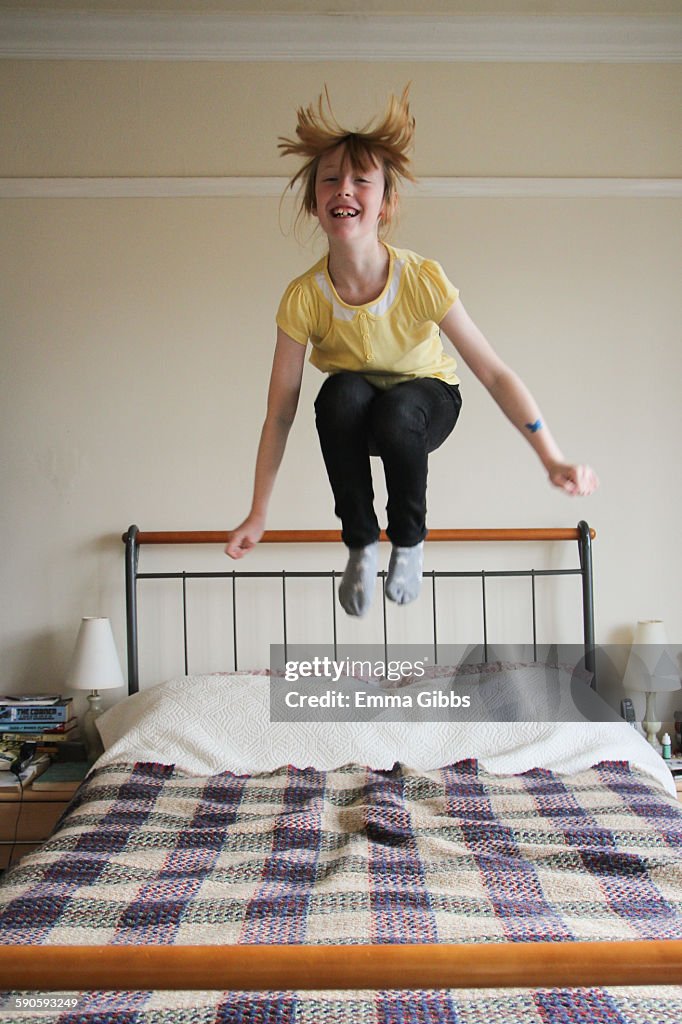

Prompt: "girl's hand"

[225,515,265,559]
[547,462,599,497]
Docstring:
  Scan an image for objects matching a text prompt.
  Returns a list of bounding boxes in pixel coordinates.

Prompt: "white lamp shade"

[633,619,668,650]
[623,619,680,694]
[67,617,125,691]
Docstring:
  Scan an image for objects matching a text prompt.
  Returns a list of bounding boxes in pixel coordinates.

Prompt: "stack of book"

[0,694,79,756]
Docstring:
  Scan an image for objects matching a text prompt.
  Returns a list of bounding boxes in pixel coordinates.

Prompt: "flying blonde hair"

[278,85,416,238]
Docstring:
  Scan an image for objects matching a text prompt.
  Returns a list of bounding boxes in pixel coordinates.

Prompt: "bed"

[0,522,681,1024]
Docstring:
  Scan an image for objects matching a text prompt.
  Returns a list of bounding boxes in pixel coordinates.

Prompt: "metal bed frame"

[6,520,682,994]
[123,521,597,694]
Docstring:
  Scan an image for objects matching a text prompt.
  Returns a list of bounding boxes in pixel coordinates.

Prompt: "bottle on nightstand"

[661,732,672,760]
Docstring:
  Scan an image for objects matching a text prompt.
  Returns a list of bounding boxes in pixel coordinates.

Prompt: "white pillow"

[95,670,675,796]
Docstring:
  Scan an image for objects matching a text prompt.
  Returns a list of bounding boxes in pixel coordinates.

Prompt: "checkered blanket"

[1,759,681,1023]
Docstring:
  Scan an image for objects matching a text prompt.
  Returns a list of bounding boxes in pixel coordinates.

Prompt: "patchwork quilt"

[1,759,681,1023]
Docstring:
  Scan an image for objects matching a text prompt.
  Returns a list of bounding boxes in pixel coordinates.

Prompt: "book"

[30,761,90,792]
[1,718,78,738]
[0,755,50,790]
[0,700,73,724]
[0,695,64,706]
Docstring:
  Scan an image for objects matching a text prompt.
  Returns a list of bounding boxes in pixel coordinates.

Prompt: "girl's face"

[313,145,387,242]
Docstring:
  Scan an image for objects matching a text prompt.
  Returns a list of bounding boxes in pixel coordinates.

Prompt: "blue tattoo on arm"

[525,419,543,433]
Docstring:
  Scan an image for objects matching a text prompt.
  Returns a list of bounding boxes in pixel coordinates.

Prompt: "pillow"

[266,659,597,728]
[95,669,675,796]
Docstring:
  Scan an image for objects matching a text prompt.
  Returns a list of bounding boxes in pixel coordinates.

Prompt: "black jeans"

[314,372,462,548]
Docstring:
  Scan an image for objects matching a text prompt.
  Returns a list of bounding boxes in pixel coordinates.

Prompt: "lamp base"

[82,690,104,764]
[642,691,662,753]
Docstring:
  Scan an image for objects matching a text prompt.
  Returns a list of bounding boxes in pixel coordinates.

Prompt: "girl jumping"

[225,86,598,616]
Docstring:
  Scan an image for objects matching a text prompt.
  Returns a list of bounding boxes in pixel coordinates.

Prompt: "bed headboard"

[121,523,596,696]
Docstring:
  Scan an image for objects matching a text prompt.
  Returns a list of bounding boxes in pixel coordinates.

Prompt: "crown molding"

[0,12,680,62]
[1,177,680,200]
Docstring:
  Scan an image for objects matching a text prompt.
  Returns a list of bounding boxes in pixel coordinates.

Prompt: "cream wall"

[1,19,681,726]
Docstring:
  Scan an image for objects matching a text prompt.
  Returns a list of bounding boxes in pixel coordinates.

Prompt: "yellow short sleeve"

[275,281,311,346]
[412,259,459,324]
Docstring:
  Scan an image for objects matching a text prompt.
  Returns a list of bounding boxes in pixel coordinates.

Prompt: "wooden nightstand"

[0,781,79,870]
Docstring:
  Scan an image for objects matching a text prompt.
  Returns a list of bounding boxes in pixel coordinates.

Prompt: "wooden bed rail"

[124,527,596,545]
[1,940,678,992]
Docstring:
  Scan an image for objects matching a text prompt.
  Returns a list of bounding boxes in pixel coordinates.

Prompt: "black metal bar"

[232,575,238,672]
[481,571,488,662]
[380,571,388,664]
[578,520,596,688]
[430,571,438,666]
[124,525,140,695]
[331,574,338,660]
[282,571,288,664]
[531,569,537,661]
[182,573,188,676]
[134,568,582,582]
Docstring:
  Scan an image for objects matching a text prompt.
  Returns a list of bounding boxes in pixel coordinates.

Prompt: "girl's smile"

[314,145,386,238]
[330,207,359,218]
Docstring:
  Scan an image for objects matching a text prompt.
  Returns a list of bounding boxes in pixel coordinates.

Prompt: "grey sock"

[338,542,379,617]
[386,542,424,605]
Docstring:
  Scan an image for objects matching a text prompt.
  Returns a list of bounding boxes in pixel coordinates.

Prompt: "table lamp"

[623,619,680,751]
[66,617,124,762]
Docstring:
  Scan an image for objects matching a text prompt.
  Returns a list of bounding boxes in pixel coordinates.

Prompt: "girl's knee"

[370,391,426,446]
[315,372,374,420]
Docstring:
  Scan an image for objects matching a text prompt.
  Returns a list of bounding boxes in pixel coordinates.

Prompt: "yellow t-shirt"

[276,244,460,389]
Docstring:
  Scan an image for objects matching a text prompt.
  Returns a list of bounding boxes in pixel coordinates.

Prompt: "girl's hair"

[278,85,416,238]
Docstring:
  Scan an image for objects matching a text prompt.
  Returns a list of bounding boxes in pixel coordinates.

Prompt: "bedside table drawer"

[0,800,67,841]
[0,798,71,870]
[0,842,42,870]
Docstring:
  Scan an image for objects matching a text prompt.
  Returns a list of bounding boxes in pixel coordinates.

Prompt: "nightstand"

[0,781,80,871]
